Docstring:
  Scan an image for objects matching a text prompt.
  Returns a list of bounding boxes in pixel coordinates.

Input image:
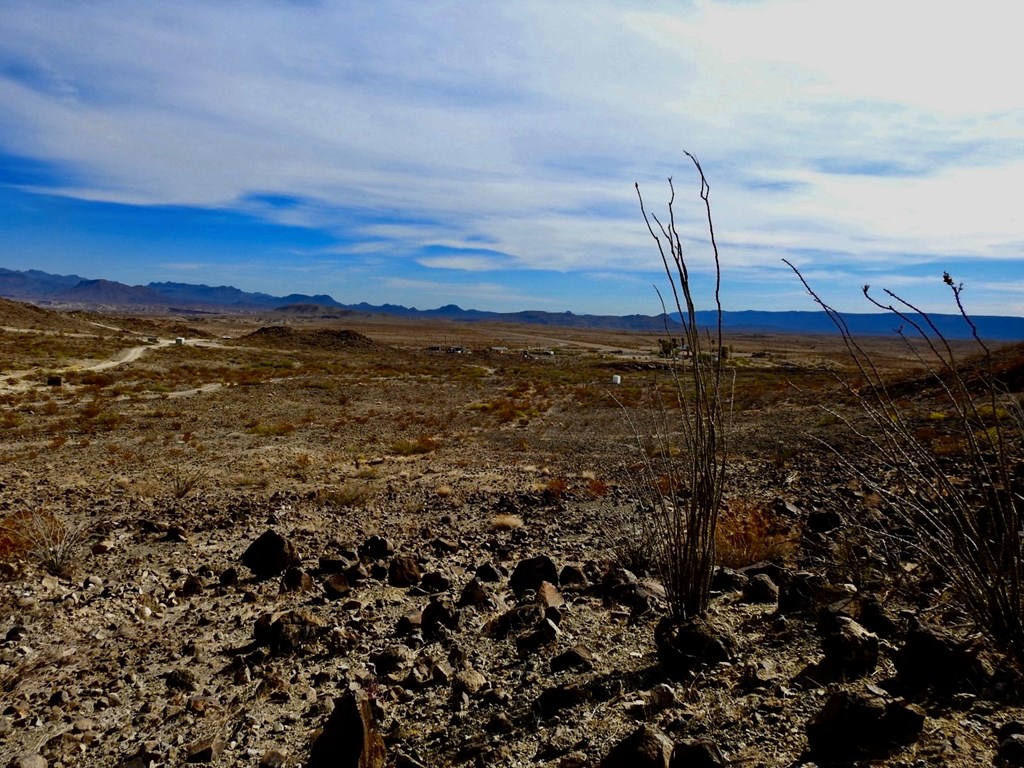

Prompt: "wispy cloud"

[0,0,1022,314]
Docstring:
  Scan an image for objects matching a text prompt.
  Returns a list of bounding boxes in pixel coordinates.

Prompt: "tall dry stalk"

[626,153,730,619]
[788,263,1024,663]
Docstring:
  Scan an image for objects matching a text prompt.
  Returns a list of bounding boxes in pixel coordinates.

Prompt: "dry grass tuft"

[490,513,524,531]
[320,481,376,509]
[715,499,795,569]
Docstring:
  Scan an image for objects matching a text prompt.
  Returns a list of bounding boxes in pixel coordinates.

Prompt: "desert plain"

[1,297,1023,767]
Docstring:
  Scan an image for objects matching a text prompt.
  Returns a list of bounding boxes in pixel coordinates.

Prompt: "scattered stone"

[741,573,779,605]
[242,530,300,579]
[822,617,879,679]
[654,616,737,679]
[323,573,352,599]
[8,755,47,768]
[280,566,314,593]
[599,724,674,768]
[510,555,558,597]
[805,508,843,533]
[894,625,993,694]
[537,581,565,609]
[219,566,239,587]
[307,689,386,768]
[474,562,504,582]
[805,689,925,761]
[388,556,422,588]
[998,733,1024,767]
[6,625,27,642]
[184,736,224,763]
[258,749,288,768]
[359,535,393,561]
[179,574,204,597]
[672,738,727,767]
[551,646,595,673]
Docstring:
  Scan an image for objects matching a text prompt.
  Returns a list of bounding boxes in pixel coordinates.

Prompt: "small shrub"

[0,510,90,577]
[167,456,207,499]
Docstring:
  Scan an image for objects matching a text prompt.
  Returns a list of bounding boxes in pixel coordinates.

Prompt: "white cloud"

[0,0,1023,313]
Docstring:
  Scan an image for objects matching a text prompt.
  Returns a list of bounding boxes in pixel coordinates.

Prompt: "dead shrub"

[715,499,795,569]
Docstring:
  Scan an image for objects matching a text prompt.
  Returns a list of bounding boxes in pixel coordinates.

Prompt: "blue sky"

[1,1,1023,315]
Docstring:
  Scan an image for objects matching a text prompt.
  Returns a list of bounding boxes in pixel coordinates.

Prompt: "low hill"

[242,325,381,350]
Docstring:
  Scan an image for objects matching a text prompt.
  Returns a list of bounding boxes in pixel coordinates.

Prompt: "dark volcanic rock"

[388,555,422,588]
[805,689,925,761]
[359,535,393,561]
[672,738,727,767]
[242,530,300,579]
[654,616,737,679]
[510,555,558,597]
[280,566,314,593]
[894,625,993,694]
[254,610,325,654]
[741,573,779,605]
[599,724,674,768]
[184,736,224,763]
[323,573,352,599]
[822,617,879,679]
[308,689,387,768]
[999,733,1024,767]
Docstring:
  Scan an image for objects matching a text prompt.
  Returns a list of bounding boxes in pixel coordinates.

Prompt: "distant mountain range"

[2,266,1023,340]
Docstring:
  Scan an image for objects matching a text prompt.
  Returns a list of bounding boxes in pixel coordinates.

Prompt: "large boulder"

[242,530,299,579]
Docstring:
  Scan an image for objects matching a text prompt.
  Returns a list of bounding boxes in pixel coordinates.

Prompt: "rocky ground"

[2,301,1024,767]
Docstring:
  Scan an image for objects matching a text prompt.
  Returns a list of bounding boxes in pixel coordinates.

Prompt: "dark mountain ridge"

[2,266,1023,340]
